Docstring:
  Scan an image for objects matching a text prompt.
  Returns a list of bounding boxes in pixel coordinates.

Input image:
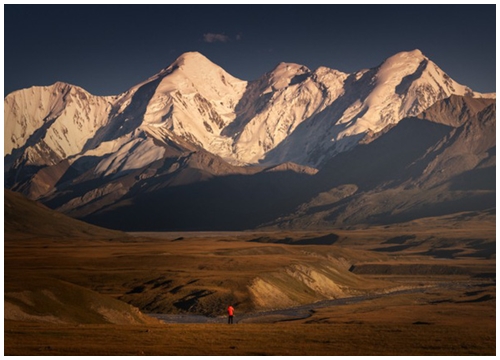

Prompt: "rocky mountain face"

[4,50,496,230]
[269,96,496,229]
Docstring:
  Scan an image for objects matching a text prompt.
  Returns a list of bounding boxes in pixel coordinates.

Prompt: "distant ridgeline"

[4,50,496,230]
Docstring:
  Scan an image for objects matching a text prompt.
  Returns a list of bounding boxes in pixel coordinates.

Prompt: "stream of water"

[150,286,436,324]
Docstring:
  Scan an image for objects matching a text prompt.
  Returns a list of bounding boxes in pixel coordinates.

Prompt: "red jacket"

[227,306,234,316]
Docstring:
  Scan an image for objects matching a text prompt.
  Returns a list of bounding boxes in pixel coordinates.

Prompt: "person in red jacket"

[227,305,234,324]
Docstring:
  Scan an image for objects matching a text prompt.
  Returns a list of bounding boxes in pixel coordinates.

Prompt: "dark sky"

[4,4,496,96]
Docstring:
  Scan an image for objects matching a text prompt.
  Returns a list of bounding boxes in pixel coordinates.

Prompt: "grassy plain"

[5,320,495,356]
[4,210,496,355]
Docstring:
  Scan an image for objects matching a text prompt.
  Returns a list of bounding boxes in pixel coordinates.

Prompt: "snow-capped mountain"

[4,50,496,231]
[5,50,494,172]
[262,49,494,165]
[5,82,114,166]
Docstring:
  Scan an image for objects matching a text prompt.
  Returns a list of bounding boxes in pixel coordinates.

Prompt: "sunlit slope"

[4,190,156,325]
[5,276,157,325]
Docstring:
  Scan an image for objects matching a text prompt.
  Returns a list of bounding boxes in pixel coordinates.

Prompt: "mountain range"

[4,50,496,230]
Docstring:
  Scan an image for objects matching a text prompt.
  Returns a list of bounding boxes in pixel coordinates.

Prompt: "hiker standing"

[227,305,234,324]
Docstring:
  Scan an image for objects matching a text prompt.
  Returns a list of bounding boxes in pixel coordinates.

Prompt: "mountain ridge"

[5,49,494,168]
[4,50,496,231]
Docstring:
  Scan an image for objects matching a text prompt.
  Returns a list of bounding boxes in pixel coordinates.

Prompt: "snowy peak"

[261,49,494,167]
[3,50,496,231]
[165,51,246,89]
[341,49,478,132]
[378,49,478,99]
[169,51,225,69]
[265,62,311,91]
[136,52,248,162]
[4,50,495,177]
[171,51,210,66]
[381,49,425,65]
[375,49,428,91]
[4,82,113,160]
[226,60,349,164]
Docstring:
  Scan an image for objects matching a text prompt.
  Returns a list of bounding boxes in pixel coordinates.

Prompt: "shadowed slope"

[4,189,124,239]
[268,96,495,228]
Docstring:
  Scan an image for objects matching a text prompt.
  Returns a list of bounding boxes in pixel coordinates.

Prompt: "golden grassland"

[5,311,495,356]
[4,211,496,355]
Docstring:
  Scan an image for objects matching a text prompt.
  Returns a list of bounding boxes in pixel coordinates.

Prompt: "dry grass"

[5,321,495,356]
[4,210,496,355]
[5,234,393,315]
